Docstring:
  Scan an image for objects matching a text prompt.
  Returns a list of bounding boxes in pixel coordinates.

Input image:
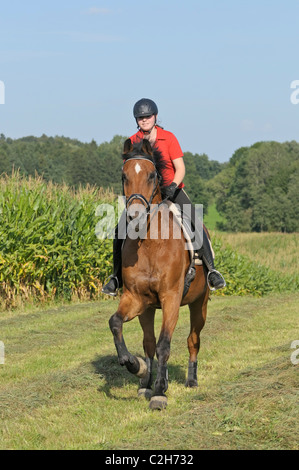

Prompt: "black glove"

[162,182,178,200]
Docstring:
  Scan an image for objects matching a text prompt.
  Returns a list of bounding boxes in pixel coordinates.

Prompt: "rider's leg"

[101,211,126,296]
[101,232,123,296]
[171,188,226,290]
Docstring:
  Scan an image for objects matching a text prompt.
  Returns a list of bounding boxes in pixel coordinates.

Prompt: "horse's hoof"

[149,395,167,410]
[185,379,198,388]
[138,388,153,400]
[135,357,148,378]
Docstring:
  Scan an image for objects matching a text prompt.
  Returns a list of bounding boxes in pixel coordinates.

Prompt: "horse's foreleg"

[138,307,156,399]
[109,295,147,379]
[186,293,209,388]
[149,296,180,410]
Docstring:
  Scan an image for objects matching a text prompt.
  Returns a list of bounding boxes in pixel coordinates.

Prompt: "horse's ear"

[123,138,133,154]
[141,139,153,156]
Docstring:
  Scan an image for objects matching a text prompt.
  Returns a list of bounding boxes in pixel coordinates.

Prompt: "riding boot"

[101,233,123,296]
[199,229,226,291]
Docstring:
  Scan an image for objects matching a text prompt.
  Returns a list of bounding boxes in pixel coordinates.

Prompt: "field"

[216,231,299,276]
[0,179,298,450]
[0,292,298,450]
[0,175,297,307]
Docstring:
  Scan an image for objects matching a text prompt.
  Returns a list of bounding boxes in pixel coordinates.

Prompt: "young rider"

[102,98,226,295]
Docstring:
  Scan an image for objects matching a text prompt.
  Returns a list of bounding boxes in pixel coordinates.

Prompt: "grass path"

[0,293,298,450]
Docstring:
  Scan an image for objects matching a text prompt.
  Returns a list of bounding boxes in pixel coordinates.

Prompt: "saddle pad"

[166,201,215,265]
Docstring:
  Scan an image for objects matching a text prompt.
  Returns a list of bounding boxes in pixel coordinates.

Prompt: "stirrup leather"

[207,269,226,291]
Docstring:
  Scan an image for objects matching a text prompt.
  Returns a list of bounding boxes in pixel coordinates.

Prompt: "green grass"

[216,231,299,276]
[0,294,298,450]
[204,202,226,230]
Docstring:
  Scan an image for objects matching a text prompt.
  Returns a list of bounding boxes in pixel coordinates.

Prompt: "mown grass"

[0,293,298,450]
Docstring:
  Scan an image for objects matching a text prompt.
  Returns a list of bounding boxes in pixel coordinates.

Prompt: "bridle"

[122,157,160,214]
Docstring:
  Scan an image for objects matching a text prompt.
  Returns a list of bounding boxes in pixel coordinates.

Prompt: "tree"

[214,141,299,232]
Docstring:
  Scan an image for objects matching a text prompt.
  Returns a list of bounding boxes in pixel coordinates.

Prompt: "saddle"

[166,201,215,297]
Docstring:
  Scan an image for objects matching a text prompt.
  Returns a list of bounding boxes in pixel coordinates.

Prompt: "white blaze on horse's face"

[135,163,142,174]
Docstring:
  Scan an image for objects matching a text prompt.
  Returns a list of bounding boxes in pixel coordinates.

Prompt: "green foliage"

[212,141,299,232]
[0,134,222,211]
[0,172,297,308]
[1,135,299,232]
[0,134,126,193]
[183,151,223,207]
[203,202,226,230]
[212,235,299,297]
[0,172,116,308]
[1,134,298,307]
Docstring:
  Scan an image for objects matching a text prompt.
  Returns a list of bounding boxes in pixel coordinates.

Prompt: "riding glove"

[162,182,178,200]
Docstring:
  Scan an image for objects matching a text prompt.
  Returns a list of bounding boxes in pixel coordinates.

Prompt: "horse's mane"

[122,139,167,186]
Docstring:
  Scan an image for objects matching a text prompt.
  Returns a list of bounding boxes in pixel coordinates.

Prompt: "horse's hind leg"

[109,294,148,379]
[186,293,209,388]
[137,306,156,400]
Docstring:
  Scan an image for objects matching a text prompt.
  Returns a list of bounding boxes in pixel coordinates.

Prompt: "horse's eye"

[122,173,128,183]
[148,172,156,182]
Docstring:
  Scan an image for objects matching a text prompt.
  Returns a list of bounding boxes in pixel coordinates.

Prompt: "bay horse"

[108,139,210,410]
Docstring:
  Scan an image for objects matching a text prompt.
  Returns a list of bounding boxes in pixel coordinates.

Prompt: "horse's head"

[122,139,165,228]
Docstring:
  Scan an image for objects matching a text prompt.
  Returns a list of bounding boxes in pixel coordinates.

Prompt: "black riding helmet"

[133,98,158,119]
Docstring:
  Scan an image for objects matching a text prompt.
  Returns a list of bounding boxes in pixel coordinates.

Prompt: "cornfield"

[0,172,115,309]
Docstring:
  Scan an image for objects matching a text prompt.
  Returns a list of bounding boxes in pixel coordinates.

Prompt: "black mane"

[122,139,167,186]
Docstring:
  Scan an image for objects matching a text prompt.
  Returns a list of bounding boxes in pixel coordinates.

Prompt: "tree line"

[0,133,222,209]
[0,133,298,232]
[211,140,299,232]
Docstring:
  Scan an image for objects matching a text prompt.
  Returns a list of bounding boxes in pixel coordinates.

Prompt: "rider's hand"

[162,182,178,200]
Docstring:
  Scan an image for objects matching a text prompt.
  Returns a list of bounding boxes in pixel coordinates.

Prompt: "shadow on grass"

[91,354,187,400]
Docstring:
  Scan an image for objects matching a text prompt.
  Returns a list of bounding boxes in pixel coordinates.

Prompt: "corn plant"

[0,172,115,308]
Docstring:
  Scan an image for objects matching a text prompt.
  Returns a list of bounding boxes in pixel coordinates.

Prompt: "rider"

[102,98,226,295]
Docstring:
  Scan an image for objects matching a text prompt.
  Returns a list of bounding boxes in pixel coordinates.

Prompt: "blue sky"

[0,0,298,162]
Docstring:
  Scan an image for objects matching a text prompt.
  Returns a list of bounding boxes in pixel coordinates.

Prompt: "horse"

[108,138,210,410]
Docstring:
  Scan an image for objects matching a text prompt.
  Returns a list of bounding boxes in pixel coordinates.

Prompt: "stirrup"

[207,269,226,291]
[101,275,119,297]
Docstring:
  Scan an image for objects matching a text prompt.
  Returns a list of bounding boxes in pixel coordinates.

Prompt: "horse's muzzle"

[127,203,148,238]
[127,202,147,222]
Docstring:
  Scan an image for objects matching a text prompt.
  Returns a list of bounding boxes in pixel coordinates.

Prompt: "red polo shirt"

[130,126,184,188]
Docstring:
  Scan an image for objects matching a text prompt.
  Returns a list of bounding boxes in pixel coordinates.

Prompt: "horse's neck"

[152,191,162,206]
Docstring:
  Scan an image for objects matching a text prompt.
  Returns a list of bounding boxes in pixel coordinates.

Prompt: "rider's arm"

[172,157,185,187]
